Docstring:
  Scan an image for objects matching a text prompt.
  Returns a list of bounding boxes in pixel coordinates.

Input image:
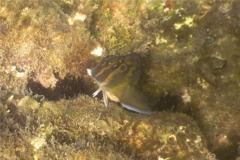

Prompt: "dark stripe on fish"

[92,66,115,83]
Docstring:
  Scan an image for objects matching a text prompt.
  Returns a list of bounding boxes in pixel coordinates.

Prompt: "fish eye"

[119,63,127,71]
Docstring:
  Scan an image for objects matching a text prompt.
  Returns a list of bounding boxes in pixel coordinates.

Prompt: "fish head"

[88,54,153,114]
[90,54,141,88]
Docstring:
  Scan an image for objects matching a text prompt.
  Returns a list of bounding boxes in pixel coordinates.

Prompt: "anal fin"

[121,103,152,115]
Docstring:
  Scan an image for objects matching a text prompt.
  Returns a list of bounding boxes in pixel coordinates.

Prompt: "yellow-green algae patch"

[17,96,40,114]
[0,95,212,159]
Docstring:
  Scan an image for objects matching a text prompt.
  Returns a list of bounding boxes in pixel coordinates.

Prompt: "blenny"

[87,54,153,114]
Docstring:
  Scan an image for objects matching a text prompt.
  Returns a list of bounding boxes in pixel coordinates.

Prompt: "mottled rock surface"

[0,0,239,160]
[0,95,211,160]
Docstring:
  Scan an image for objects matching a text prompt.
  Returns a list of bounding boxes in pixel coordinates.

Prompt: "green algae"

[0,95,211,159]
[0,0,240,159]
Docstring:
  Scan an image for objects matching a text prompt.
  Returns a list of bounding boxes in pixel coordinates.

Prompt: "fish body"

[87,54,152,114]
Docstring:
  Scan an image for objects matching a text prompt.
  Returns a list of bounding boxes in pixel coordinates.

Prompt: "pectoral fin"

[92,88,108,107]
[92,88,102,97]
[102,90,108,107]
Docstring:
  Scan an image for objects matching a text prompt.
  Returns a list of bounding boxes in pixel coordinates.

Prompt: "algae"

[0,0,240,159]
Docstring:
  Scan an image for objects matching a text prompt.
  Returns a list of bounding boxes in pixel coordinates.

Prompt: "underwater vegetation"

[0,0,240,160]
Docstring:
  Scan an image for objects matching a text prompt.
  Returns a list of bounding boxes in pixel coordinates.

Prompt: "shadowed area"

[27,75,93,101]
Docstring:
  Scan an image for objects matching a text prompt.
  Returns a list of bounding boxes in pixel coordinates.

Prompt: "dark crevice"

[154,94,184,112]
[27,75,92,101]
[27,73,184,113]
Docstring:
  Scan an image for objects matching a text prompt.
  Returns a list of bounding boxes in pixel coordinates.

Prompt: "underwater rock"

[196,57,226,85]
[189,86,240,160]
[0,0,240,159]
[0,95,213,159]
[189,18,240,160]
[119,112,211,159]
[0,0,96,91]
[38,96,213,159]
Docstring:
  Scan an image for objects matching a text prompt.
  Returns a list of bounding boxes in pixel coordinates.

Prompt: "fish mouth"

[86,69,92,76]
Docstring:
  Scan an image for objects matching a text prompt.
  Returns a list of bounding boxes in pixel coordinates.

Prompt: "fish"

[87,54,153,114]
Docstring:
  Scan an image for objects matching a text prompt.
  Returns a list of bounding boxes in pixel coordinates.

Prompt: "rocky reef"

[0,95,212,159]
[0,0,240,159]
